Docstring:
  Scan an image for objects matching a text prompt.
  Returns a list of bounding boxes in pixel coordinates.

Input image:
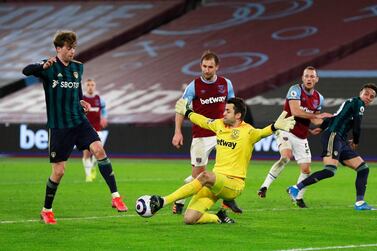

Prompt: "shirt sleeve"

[188,112,220,132]
[225,78,235,99]
[182,80,196,104]
[22,60,46,78]
[317,93,324,111]
[249,125,273,144]
[100,97,108,118]
[286,84,301,100]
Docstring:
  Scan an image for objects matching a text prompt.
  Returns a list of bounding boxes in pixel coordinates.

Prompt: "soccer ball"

[135,195,153,218]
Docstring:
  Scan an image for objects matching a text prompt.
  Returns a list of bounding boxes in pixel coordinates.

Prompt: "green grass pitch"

[0,158,376,251]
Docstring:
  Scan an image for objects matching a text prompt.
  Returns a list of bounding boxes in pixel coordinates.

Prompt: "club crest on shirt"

[218,85,225,94]
[290,90,297,97]
[73,72,79,79]
[360,106,365,115]
[207,119,215,124]
[231,129,240,139]
[196,158,202,164]
[312,99,319,108]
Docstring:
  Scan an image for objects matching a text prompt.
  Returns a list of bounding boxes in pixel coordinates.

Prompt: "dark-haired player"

[288,83,377,210]
[146,97,295,224]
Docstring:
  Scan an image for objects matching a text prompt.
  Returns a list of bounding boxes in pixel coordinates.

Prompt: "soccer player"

[171,50,241,214]
[146,97,295,224]
[258,66,332,208]
[22,30,128,224]
[287,83,377,210]
[82,79,108,182]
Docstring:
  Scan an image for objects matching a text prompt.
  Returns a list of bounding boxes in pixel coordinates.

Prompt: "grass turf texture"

[0,158,376,251]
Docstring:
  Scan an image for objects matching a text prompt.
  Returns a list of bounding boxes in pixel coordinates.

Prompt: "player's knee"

[183,216,197,225]
[302,168,311,175]
[299,161,311,174]
[91,144,106,159]
[324,165,337,177]
[183,212,200,225]
[53,167,65,178]
[197,170,209,180]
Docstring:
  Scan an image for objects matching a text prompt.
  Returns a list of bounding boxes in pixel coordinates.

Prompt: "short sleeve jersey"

[284,84,324,139]
[182,76,235,138]
[83,94,103,131]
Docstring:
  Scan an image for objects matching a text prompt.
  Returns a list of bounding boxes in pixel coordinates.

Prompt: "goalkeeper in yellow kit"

[148,97,295,224]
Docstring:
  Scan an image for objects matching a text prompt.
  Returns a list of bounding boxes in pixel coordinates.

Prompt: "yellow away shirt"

[189,112,273,179]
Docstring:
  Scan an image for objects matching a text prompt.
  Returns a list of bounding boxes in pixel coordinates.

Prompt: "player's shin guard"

[296,172,310,199]
[164,179,202,205]
[44,178,59,209]
[261,157,289,188]
[355,162,369,202]
[298,165,336,189]
[175,175,194,205]
[98,157,118,193]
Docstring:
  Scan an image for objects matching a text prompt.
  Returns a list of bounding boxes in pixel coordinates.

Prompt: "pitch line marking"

[0,206,356,224]
[276,243,377,250]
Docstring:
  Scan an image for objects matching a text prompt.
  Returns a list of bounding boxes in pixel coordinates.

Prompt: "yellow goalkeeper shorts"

[187,173,245,213]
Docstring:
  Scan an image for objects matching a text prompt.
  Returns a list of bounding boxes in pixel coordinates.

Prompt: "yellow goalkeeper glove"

[175,98,192,116]
[273,111,295,131]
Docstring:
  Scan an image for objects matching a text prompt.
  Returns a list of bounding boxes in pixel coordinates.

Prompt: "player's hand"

[172,132,184,149]
[100,118,108,128]
[348,140,358,150]
[43,57,57,69]
[274,111,296,131]
[315,112,333,119]
[175,98,189,115]
[80,100,91,114]
[309,128,322,135]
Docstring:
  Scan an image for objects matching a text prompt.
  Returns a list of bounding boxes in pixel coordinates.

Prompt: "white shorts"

[276,130,311,164]
[97,130,109,146]
[190,136,217,167]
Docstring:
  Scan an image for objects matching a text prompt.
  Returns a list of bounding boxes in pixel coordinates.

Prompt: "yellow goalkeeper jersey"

[189,112,273,179]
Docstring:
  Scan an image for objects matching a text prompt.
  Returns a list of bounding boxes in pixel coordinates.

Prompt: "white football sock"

[261,157,289,189]
[296,172,310,199]
[82,158,92,177]
[111,192,120,198]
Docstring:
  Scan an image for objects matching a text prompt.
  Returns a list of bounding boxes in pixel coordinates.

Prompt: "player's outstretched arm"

[22,57,56,76]
[272,111,296,131]
[22,63,44,76]
[175,98,192,117]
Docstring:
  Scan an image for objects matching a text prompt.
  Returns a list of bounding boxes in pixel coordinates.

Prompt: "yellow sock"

[196,213,220,224]
[164,179,202,205]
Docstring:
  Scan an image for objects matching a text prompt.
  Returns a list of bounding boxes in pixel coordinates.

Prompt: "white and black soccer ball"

[135,195,153,218]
